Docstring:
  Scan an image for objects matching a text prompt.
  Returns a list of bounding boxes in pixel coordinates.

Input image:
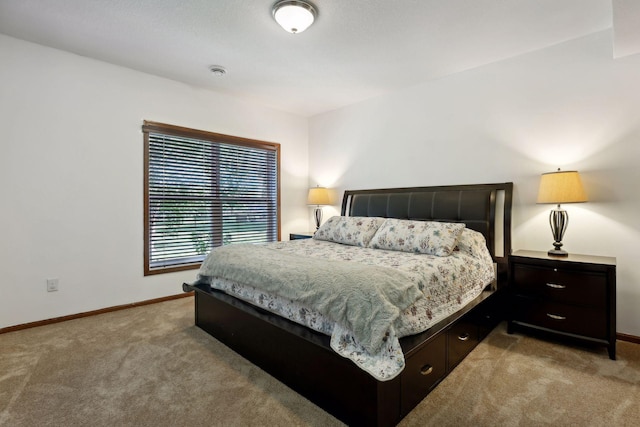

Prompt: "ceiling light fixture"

[272,0,317,34]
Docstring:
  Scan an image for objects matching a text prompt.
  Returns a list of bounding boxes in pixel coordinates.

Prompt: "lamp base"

[548,248,568,257]
[548,207,569,257]
[313,207,323,230]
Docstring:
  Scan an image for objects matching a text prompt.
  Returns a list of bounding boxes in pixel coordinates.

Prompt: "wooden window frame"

[143,121,281,276]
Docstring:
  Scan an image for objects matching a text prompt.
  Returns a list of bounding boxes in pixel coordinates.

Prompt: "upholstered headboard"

[341,183,513,284]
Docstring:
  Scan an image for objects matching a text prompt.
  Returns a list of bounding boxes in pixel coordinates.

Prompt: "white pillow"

[368,218,465,256]
[313,216,385,247]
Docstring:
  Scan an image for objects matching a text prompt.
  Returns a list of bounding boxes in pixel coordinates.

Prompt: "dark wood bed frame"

[183,182,513,426]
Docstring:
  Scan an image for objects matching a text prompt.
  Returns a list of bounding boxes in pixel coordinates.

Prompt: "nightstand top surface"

[289,232,315,240]
[512,250,616,266]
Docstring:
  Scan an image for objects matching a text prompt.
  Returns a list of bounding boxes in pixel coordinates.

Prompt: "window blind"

[143,121,280,275]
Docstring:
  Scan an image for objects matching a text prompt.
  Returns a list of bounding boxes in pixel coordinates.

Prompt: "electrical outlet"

[46,278,59,292]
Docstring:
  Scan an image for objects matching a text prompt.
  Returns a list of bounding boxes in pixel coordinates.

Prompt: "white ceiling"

[0,0,637,117]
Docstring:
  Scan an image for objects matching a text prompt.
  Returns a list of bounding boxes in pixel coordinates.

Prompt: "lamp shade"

[537,170,587,204]
[307,187,330,205]
[272,0,317,34]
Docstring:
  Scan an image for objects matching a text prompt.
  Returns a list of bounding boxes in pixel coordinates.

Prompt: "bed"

[183,182,513,426]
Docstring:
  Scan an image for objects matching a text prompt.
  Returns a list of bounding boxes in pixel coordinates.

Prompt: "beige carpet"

[1,297,639,426]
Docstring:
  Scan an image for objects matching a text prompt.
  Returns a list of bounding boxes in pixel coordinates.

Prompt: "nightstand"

[289,232,314,240]
[508,250,616,359]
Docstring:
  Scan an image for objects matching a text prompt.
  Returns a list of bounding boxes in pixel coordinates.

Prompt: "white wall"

[0,35,309,329]
[309,30,640,336]
[3,29,639,338]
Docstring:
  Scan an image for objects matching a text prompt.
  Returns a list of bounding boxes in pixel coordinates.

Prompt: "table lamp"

[537,169,587,256]
[307,186,330,230]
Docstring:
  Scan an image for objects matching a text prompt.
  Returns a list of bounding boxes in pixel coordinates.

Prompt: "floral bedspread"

[201,235,495,381]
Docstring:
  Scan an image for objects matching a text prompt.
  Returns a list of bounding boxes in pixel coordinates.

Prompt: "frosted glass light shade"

[537,170,587,204]
[273,0,317,34]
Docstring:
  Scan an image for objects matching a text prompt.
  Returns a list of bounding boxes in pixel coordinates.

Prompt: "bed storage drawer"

[447,319,479,370]
[472,292,503,341]
[401,333,447,415]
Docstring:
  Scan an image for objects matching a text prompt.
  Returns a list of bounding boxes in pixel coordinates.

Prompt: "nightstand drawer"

[512,297,607,339]
[512,264,606,308]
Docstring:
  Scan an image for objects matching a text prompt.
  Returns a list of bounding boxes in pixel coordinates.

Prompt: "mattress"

[197,228,495,380]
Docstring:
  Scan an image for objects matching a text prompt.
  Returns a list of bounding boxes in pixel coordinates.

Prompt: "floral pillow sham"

[313,216,386,247]
[368,218,465,257]
[455,228,491,259]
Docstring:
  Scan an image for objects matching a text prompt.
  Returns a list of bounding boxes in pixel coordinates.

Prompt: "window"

[143,121,280,275]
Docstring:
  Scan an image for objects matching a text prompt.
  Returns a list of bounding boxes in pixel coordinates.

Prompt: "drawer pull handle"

[458,332,470,341]
[420,364,433,376]
[546,313,566,321]
[546,283,566,289]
